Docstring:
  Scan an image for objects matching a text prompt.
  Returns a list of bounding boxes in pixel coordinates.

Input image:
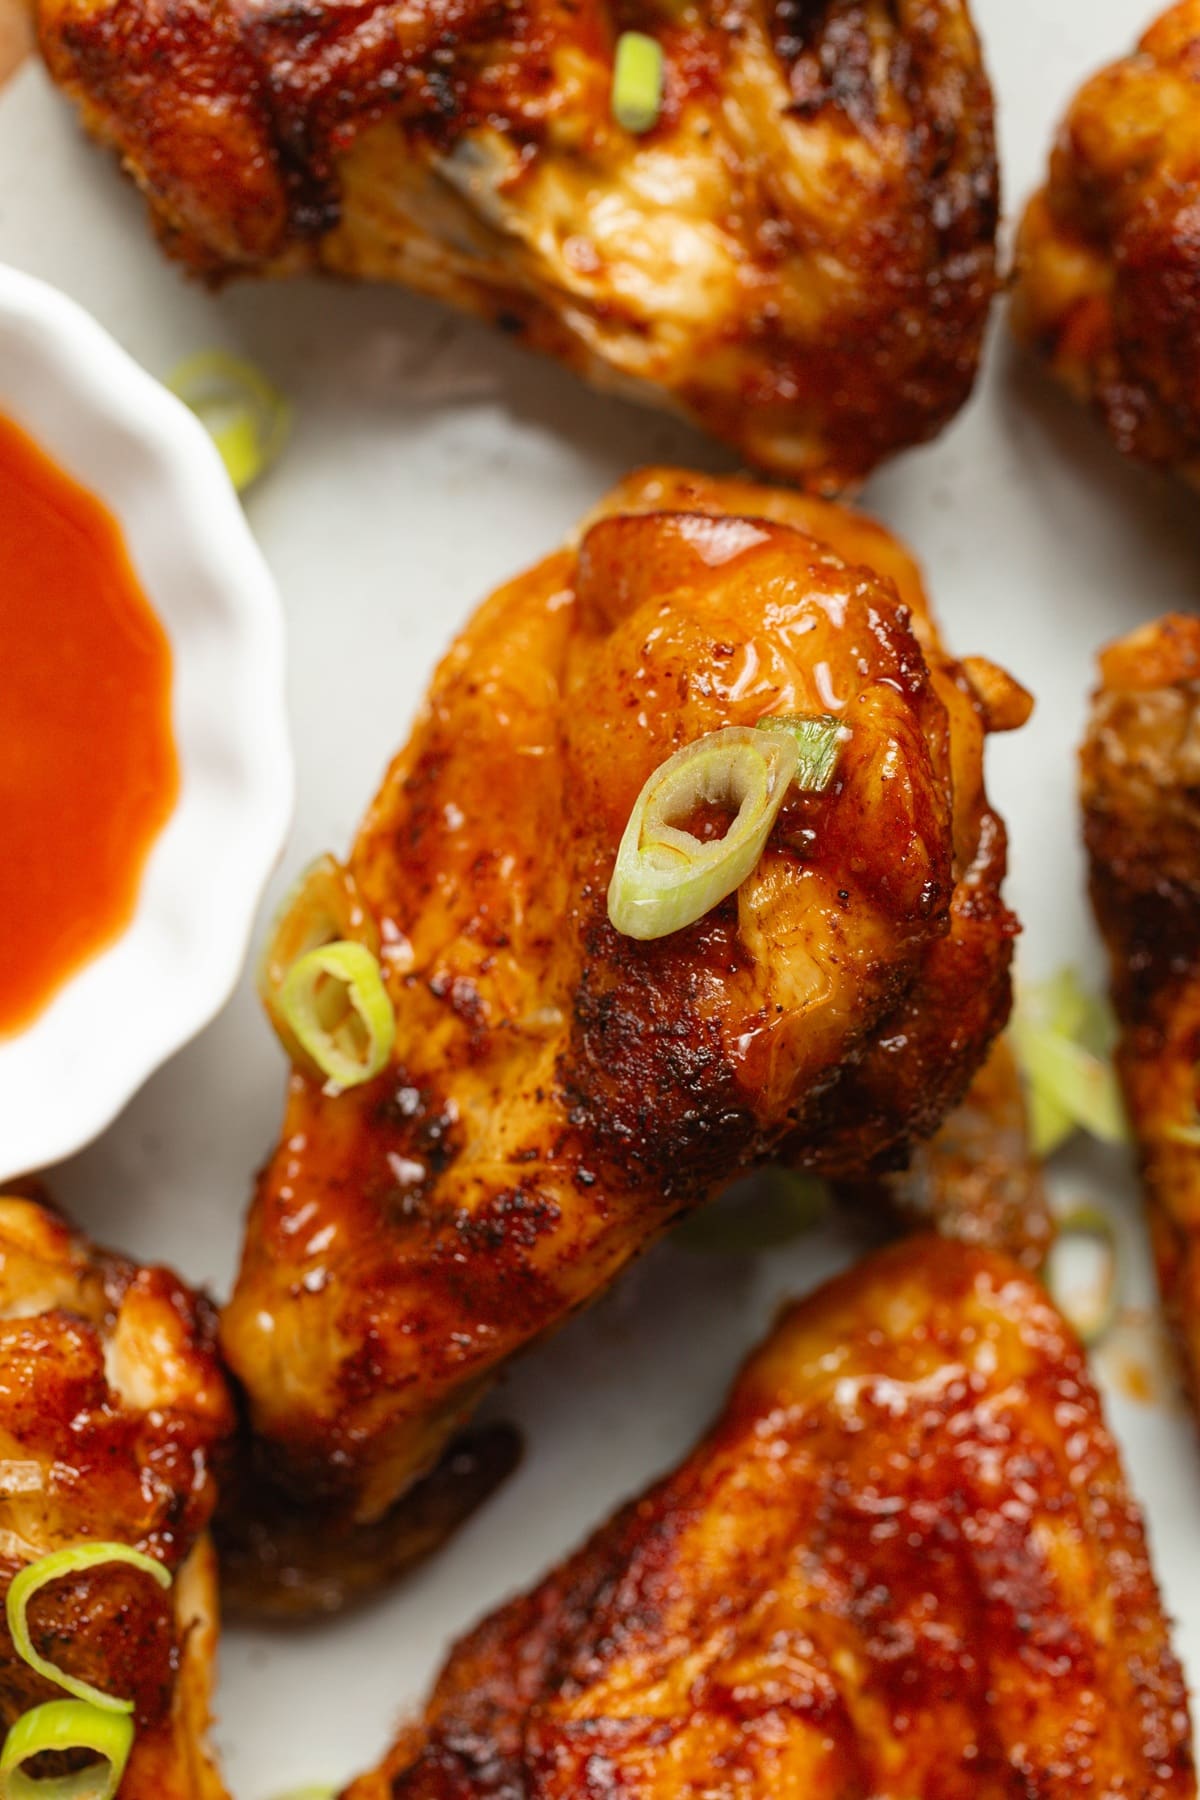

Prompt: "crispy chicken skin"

[0,1194,234,1798]
[220,469,1024,1570]
[1083,613,1200,1423]
[344,1237,1195,1800]
[1012,2,1200,485]
[35,0,997,489]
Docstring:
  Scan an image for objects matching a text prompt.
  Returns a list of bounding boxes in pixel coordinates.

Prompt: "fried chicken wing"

[344,1236,1195,1800]
[219,469,1024,1589]
[1012,2,1200,486]
[0,1193,234,1798]
[35,0,997,488]
[1083,613,1200,1423]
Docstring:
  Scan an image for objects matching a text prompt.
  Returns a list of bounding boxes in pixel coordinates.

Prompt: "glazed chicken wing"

[220,469,1024,1587]
[1013,2,1200,485]
[35,0,997,488]
[345,1236,1195,1800]
[1083,613,1200,1424]
[0,1194,234,1798]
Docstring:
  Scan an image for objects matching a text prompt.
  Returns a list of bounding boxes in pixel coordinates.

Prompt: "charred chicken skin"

[35,0,997,488]
[220,469,1025,1577]
[1013,2,1200,486]
[1083,613,1200,1424]
[0,1194,234,1798]
[344,1236,1195,1800]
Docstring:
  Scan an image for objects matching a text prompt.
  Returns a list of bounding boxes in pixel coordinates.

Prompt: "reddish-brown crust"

[0,1193,234,1799]
[344,1237,1195,1800]
[36,0,997,487]
[1082,612,1200,1424]
[1013,1,1200,484]
[219,470,1021,1571]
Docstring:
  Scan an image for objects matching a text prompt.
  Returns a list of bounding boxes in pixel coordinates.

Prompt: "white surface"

[0,267,292,1181]
[1,0,1199,1790]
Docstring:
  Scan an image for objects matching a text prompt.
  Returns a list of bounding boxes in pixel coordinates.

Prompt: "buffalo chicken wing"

[1083,613,1200,1424]
[345,1237,1195,1800]
[0,1194,234,1799]
[220,469,1025,1578]
[1013,2,1200,486]
[36,0,998,488]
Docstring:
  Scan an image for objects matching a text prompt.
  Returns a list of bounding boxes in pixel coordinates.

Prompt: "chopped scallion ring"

[258,855,380,1063]
[611,31,664,133]
[1045,1204,1120,1347]
[279,941,395,1090]
[166,350,291,492]
[7,1544,171,1714]
[759,713,845,791]
[0,1700,134,1800]
[608,725,800,941]
[268,1788,339,1800]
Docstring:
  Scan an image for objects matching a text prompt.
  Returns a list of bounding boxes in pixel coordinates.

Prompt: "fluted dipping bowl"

[0,265,292,1181]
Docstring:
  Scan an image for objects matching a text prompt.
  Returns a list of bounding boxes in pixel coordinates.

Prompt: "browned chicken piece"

[838,1035,1054,1270]
[35,0,997,490]
[1013,2,1200,485]
[0,1193,234,1798]
[344,1236,1195,1800]
[219,468,1026,1603]
[1083,612,1200,1424]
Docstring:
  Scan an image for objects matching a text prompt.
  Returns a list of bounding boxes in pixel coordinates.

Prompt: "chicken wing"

[1083,613,1200,1423]
[1012,2,1200,486]
[35,0,997,489]
[219,469,1025,1587]
[0,1192,234,1798]
[344,1235,1195,1800]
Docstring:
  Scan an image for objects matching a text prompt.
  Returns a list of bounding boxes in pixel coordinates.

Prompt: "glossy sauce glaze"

[0,411,177,1034]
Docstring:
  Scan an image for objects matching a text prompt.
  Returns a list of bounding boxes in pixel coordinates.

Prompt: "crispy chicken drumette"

[1083,613,1200,1422]
[35,0,997,488]
[219,469,1026,1591]
[1013,2,1200,486]
[0,1194,234,1799]
[345,1237,1195,1800]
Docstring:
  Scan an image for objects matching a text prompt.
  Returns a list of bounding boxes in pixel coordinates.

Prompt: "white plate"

[0,266,292,1180]
[1,0,1198,1790]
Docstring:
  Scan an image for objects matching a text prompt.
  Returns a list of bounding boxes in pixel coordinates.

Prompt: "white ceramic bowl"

[0,265,292,1181]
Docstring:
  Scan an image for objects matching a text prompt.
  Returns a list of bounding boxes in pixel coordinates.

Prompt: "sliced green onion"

[1011,970,1127,1155]
[279,941,395,1090]
[268,1789,338,1800]
[0,1701,133,1800]
[1045,1204,1120,1346]
[675,1171,828,1253]
[7,1544,171,1714]
[166,350,291,492]
[608,726,800,941]
[611,31,664,133]
[759,714,845,792]
[258,854,379,1062]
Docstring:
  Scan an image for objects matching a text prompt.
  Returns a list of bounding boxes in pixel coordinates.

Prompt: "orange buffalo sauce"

[0,411,178,1035]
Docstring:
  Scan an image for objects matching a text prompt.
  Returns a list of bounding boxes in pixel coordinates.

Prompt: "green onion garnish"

[608,725,801,941]
[1045,1204,1121,1347]
[0,1699,134,1800]
[675,1170,829,1253]
[279,940,395,1090]
[1010,969,1127,1156]
[166,349,291,492]
[611,31,664,134]
[7,1543,171,1714]
[760,713,845,791]
[257,854,379,1063]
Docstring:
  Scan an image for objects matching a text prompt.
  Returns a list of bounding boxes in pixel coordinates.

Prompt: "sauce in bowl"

[0,411,178,1035]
